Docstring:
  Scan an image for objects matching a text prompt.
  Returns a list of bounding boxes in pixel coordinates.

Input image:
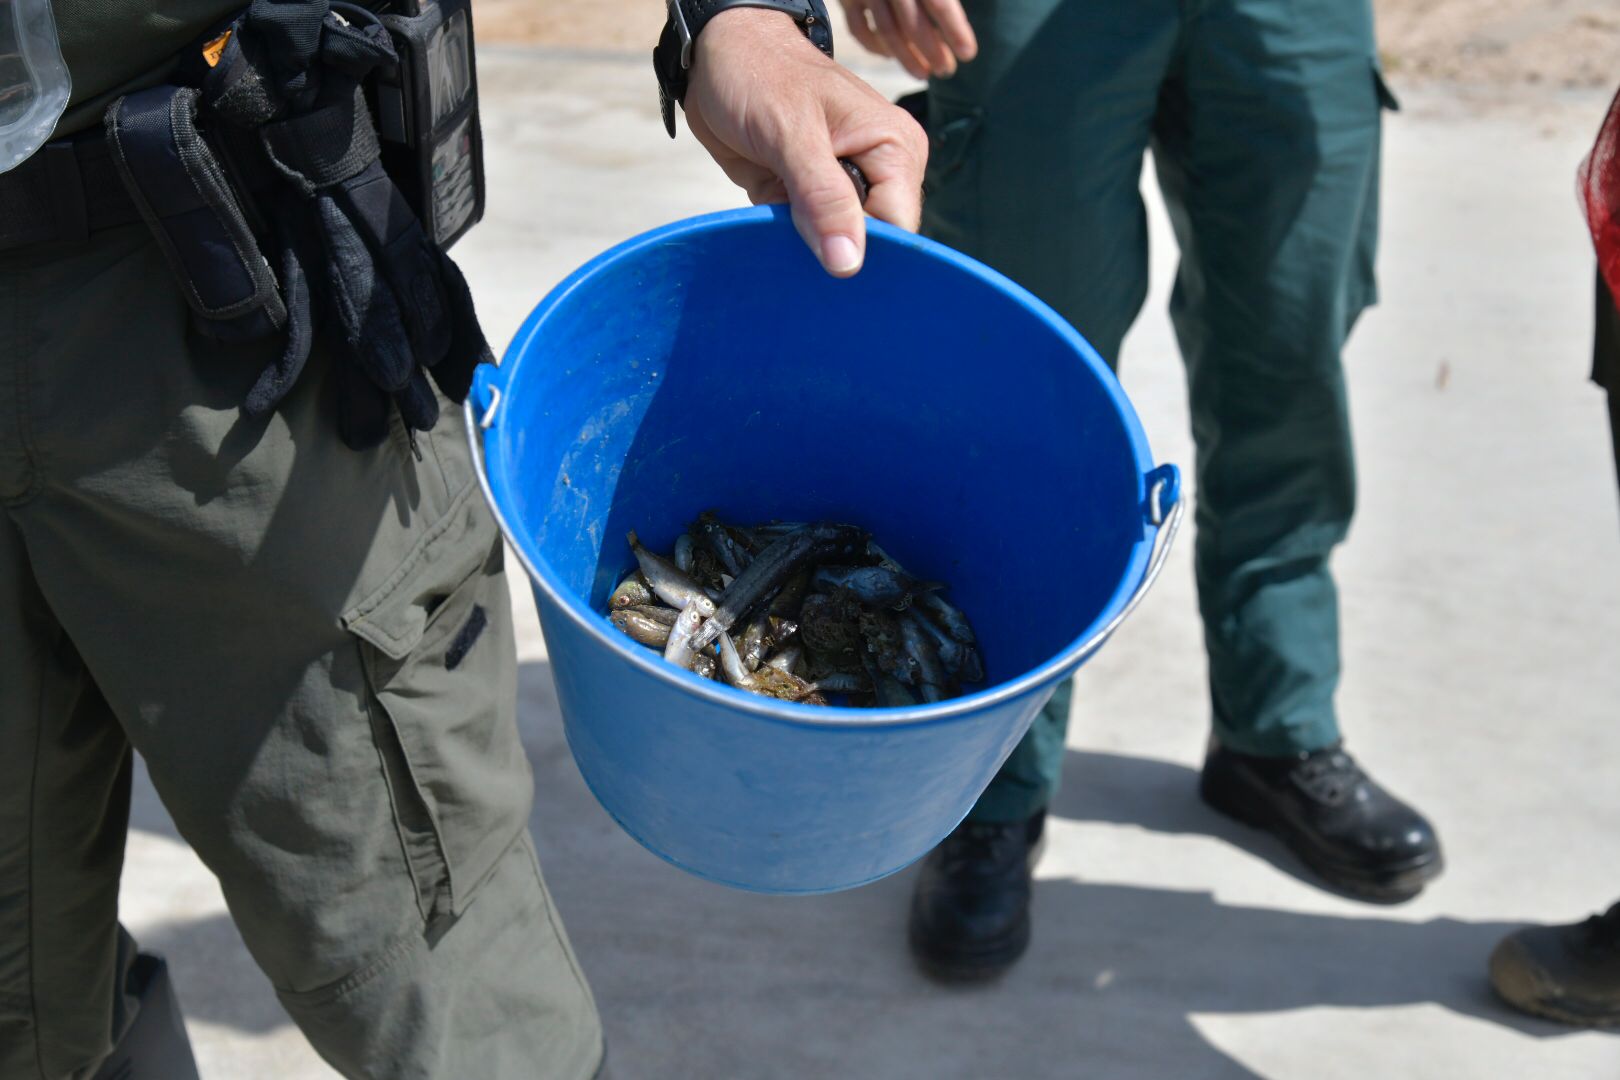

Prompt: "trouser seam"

[274,929,420,1009]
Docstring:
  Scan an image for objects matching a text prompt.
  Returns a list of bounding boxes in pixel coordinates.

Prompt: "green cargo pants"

[927,0,1396,822]
[0,223,602,1079]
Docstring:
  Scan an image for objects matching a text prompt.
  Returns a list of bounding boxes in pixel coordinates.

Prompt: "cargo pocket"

[342,483,531,925]
[1348,59,1401,319]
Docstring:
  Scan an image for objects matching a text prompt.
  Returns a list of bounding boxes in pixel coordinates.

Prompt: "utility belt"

[0,0,493,453]
[0,1,482,256]
[0,130,142,251]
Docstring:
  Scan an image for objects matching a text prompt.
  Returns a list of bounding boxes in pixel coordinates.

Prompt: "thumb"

[773,122,868,278]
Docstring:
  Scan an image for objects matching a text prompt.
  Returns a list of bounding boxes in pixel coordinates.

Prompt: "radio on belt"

[369,0,485,249]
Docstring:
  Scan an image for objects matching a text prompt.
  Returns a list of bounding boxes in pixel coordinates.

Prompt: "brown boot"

[1489,900,1620,1027]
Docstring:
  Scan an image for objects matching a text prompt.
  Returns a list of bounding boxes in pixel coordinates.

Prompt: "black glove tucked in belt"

[106,0,490,451]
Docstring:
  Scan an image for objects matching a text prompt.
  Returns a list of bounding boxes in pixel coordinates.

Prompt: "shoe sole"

[1494,995,1620,1028]
[1199,768,1444,904]
[1490,990,1620,1029]
[906,836,1046,984]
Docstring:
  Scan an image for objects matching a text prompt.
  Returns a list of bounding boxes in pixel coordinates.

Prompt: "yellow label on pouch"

[202,29,232,68]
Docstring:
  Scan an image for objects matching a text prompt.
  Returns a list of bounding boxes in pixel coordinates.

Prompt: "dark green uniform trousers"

[925,0,1396,822]
[0,224,602,1079]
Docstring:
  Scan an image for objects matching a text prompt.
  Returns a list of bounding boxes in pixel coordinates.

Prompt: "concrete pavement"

[118,49,1620,1078]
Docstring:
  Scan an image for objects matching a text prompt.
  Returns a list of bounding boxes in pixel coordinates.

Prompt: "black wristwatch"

[654,0,835,138]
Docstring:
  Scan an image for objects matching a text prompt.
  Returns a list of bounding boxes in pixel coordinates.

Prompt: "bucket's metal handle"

[465,364,521,557]
[1070,465,1184,664]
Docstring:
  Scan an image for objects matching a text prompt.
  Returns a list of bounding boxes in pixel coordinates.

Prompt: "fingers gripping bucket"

[468,207,1181,894]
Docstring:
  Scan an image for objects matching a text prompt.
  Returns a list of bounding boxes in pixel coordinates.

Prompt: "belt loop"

[44,142,89,245]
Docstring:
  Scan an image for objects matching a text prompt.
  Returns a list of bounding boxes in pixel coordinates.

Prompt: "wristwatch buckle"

[669,0,695,70]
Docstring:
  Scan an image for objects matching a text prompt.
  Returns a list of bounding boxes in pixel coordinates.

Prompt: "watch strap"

[655,0,833,137]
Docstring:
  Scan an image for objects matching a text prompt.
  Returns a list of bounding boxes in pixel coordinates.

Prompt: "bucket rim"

[475,206,1171,732]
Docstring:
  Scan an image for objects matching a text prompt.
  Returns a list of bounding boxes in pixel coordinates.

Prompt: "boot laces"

[1291,748,1365,807]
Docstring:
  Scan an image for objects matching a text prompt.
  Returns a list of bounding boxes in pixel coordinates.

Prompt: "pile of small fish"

[605,514,985,707]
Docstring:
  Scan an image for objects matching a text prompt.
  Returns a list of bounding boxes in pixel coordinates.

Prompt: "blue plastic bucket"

[466,206,1181,894]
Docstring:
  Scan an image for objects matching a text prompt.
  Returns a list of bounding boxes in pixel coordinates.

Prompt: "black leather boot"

[908,812,1045,982]
[1200,740,1442,902]
[1490,901,1620,1027]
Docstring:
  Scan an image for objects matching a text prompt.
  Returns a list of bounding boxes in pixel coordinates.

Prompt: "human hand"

[838,0,977,79]
[682,8,927,277]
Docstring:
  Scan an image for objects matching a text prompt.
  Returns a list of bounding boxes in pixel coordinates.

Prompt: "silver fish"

[770,617,799,648]
[609,573,655,609]
[917,591,976,645]
[899,611,950,702]
[688,523,868,652]
[765,643,803,674]
[908,606,985,684]
[663,599,707,670]
[611,608,672,649]
[629,531,716,616]
[812,671,872,694]
[627,603,681,626]
[614,521,978,708]
[741,611,773,671]
[718,631,825,703]
[716,630,752,688]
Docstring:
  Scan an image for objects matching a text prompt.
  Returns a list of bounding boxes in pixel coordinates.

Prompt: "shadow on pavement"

[138,913,290,1036]
[1027,878,1553,1036]
[1053,746,1434,903]
[124,663,1598,1076]
[129,754,181,840]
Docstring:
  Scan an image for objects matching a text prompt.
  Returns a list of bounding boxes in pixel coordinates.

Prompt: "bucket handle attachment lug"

[470,361,504,430]
[465,365,528,579]
[1071,465,1183,664]
[478,385,502,430]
